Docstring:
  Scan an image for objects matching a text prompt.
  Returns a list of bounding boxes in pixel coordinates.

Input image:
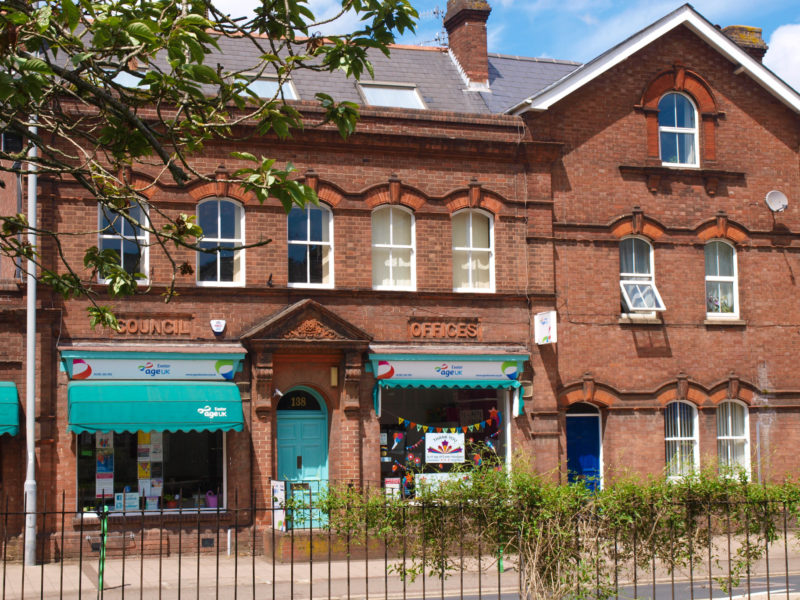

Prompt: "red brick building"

[0,1,798,549]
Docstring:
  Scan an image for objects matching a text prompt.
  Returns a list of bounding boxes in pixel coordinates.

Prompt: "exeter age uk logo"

[138,361,171,377]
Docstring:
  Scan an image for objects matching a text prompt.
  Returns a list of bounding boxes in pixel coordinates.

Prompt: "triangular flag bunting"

[468,425,474,432]
[416,425,422,432]
[422,426,429,433]
[398,417,403,425]
[462,426,467,433]
[450,428,456,434]
[409,422,417,429]
[403,420,410,427]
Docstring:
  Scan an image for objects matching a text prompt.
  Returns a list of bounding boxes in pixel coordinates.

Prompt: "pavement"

[3,538,800,599]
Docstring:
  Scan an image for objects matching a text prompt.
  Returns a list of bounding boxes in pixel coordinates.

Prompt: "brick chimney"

[721,25,768,62]
[444,0,491,88]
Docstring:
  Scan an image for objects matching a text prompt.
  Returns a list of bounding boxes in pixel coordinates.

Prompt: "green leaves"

[0,0,420,325]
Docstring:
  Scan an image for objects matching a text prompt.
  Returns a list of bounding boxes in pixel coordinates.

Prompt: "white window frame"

[287,203,334,289]
[658,91,699,168]
[705,240,739,319]
[371,205,416,291]
[196,198,246,287]
[358,82,426,110]
[716,400,750,479]
[619,236,665,313]
[98,201,149,284]
[452,208,495,293]
[664,400,699,479]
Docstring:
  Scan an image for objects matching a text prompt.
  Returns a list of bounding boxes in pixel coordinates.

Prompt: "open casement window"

[196,199,245,286]
[372,206,415,290]
[658,92,699,167]
[619,237,665,312]
[717,401,750,477]
[665,401,699,478]
[98,201,149,282]
[288,204,333,288]
[705,241,738,318]
[452,209,494,292]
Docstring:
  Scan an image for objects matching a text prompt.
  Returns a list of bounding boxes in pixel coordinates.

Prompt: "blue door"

[566,411,601,491]
[276,388,328,528]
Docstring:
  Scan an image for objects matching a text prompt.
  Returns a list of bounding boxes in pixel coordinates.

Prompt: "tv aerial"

[765,190,789,212]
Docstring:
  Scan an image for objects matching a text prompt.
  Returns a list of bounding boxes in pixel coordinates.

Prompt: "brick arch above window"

[444,185,505,216]
[639,66,721,164]
[363,179,427,211]
[695,214,749,244]
[609,209,666,240]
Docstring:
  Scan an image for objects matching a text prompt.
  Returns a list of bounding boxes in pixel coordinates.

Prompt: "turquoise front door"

[276,388,328,529]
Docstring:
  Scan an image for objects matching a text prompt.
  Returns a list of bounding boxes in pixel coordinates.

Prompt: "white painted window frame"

[664,400,699,479]
[357,81,427,110]
[716,400,750,479]
[98,201,150,284]
[452,208,495,293]
[658,91,699,168]
[196,198,246,287]
[287,203,334,289]
[371,205,416,291]
[619,236,664,313]
[705,239,739,319]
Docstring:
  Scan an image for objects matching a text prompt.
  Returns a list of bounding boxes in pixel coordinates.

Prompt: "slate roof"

[480,54,581,113]
[209,37,581,115]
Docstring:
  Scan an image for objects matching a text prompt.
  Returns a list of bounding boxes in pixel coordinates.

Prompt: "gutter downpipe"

[23,126,38,567]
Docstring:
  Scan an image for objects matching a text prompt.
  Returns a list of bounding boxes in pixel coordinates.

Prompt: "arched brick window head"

[640,66,720,165]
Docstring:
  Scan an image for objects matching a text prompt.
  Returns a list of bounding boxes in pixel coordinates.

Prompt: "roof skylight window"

[245,77,297,100]
[359,83,426,109]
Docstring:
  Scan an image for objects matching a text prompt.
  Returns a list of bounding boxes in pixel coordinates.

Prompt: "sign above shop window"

[115,318,193,336]
[408,318,480,341]
[63,355,244,381]
[372,358,522,382]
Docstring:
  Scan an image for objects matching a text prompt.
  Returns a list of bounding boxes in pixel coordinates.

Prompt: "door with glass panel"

[276,388,328,528]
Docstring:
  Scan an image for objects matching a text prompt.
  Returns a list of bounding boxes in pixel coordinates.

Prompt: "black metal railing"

[1,490,799,599]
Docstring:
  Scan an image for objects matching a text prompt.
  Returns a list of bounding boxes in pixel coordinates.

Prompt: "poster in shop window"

[150,432,163,461]
[95,473,113,498]
[271,481,286,532]
[424,432,465,464]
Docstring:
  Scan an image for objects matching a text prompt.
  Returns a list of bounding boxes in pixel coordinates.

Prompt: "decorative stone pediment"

[240,299,372,348]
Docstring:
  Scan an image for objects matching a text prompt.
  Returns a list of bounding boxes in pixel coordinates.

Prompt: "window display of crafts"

[380,406,503,498]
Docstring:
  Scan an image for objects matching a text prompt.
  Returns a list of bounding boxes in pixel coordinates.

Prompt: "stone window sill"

[704,318,746,327]
[619,314,662,325]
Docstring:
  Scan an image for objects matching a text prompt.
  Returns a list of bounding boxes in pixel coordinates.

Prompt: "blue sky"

[227,1,800,90]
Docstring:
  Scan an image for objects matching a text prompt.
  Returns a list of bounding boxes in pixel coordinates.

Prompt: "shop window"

[288,203,333,287]
[372,205,415,290]
[197,198,245,286]
[378,387,505,497]
[619,237,665,313]
[77,431,224,512]
[705,240,738,318]
[658,92,698,167]
[98,201,149,282]
[452,209,494,292]
[664,401,698,478]
[717,401,749,477]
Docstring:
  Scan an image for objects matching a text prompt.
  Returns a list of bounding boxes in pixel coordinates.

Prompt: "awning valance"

[68,381,244,434]
[377,379,521,390]
[0,383,19,436]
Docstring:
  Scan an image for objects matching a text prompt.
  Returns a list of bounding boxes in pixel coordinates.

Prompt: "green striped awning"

[0,383,19,436]
[68,380,244,434]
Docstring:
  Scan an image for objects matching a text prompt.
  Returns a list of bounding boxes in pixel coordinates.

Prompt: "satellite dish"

[765,190,788,212]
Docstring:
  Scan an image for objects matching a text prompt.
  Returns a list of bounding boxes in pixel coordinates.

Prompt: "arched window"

[372,205,415,290]
[452,209,494,292]
[196,198,245,286]
[717,400,749,477]
[98,201,149,282]
[619,237,665,312]
[658,92,698,167]
[664,401,698,478]
[288,203,333,287]
[705,240,738,318]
